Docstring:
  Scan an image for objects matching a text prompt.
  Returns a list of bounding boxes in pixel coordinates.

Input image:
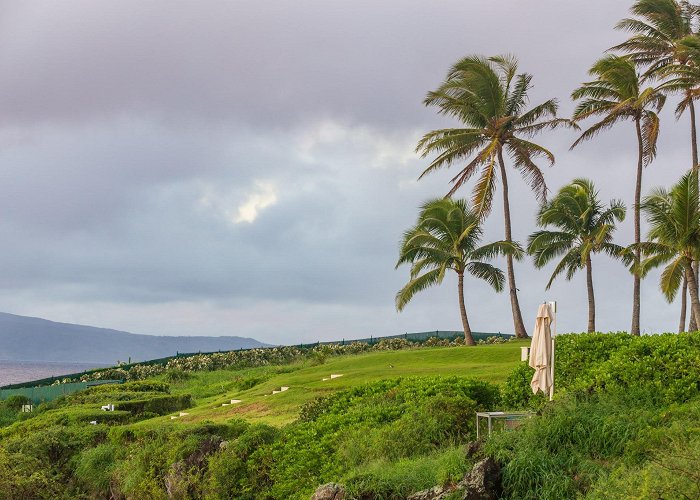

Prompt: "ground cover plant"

[2,333,700,498]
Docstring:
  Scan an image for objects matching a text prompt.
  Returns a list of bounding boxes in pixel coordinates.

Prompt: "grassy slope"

[147,341,527,427]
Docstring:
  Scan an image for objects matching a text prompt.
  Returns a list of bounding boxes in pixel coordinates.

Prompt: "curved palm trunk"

[631,118,643,336]
[586,255,595,333]
[457,272,476,346]
[685,260,700,325]
[680,277,687,333]
[497,149,528,339]
[688,98,699,332]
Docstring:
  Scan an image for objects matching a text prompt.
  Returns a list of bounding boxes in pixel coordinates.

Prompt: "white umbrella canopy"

[529,303,554,395]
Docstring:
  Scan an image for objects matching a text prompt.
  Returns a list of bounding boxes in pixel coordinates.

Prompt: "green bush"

[2,395,31,411]
[484,390,664,499]
[343,447,470,499]
[87,380,170,394]
[74,443,117,495]
[500,362,547,410]
[115,394,192,415]
[0,447,59,498]
[204,423,279,499]
[556,332,700,404]
[164,369,194,383]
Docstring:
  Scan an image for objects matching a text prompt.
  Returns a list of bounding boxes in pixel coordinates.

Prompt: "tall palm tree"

[660,35,700,330]
[612,0,700,331]
[527,179,627,333]
[416,55,567,338]
[613,0,699,165]
[571,55,666,335]
[396,198,523,345]
[635,170,700,322]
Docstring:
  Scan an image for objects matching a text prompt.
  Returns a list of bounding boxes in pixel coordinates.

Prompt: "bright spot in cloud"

[198,180,278,224]
[234,181,277,223]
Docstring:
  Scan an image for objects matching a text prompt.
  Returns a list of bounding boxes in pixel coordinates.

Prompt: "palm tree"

[613,0,699,164]
[571,55,666,335]
[527,179,627,333]
[635,170,700,322]
[416,55,568,338]
[612,0,700,331]
[396,198,523,345]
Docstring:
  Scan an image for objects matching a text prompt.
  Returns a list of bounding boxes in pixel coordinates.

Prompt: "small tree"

[527,179,627,332]
[396,198,522,345]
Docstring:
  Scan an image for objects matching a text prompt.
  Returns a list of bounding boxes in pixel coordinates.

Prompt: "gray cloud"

[0,0,689,343]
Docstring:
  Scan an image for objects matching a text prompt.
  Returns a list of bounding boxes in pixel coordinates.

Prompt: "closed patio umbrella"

[529,303,554,398]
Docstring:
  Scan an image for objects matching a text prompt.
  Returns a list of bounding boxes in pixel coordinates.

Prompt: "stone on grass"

[311,482,345,500]
[458,457,501,500]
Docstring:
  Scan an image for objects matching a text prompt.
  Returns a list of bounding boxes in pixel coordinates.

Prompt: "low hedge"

[115,394,192,415]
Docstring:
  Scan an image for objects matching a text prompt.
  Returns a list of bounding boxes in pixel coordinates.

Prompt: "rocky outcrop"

[311,483,345,500]
[407,485,452,499]
[407,457,502,500]
[458,457,501,499]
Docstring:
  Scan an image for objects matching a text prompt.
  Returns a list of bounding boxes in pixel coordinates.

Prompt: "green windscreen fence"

[0,380,122,404]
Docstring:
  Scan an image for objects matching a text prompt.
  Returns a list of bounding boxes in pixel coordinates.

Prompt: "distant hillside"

[0,312,269,364]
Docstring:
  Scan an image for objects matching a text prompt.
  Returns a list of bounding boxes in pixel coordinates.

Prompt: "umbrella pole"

[549,301,557,401]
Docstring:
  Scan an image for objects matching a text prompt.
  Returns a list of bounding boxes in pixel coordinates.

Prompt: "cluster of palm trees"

[395,0,700,345]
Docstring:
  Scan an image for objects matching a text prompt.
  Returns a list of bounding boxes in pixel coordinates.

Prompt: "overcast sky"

[0,1,692,344]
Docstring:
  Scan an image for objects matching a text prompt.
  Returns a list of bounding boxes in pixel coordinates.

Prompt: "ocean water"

[0,360,107,386]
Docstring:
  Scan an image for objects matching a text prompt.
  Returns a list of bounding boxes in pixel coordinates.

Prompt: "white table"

[476,411,534,439]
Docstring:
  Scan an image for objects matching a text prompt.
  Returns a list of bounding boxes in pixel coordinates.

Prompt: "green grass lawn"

[153,340,528,426]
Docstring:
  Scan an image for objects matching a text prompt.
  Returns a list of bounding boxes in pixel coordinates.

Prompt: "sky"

[0,0,692,344]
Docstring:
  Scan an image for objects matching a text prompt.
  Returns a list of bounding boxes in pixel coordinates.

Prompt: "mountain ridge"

[0,311,270,364]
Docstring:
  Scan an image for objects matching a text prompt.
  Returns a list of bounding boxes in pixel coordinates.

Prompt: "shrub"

[204,423,279,499]
[115,394,192,415]
[484,391,663,499]
[74,444,117,495]
[343,447,470,499]
[500,362,547,410]
[88,381,170,394]
[556,332,700,404]
[165,369,194,383]
[2,395,31,411]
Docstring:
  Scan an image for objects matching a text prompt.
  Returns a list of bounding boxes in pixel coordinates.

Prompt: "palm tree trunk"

[586,255,595,333]
[631,118,643,336]
[685,261,700,325]
[497,149,528,339]
[679,277,687,334]
[690,96,698,169]
[457,272,476,346]
[688,98,699,332]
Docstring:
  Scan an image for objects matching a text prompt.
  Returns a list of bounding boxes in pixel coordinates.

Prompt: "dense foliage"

[2,332,700,498]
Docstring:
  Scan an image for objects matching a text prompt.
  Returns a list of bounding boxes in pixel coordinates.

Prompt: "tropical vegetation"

[636,170,700,322]
[3,334,700,498]
[395,198,522,345]
[527,179,626,332]
[416,55,567,338]
[11,1,700,499]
